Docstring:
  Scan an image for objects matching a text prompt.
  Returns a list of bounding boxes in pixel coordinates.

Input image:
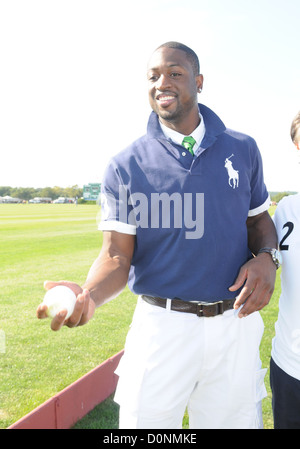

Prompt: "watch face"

[258,248,282,268]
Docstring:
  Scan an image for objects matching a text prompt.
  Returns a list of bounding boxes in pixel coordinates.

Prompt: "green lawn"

[0,203,137,428]
[0,203,280,429]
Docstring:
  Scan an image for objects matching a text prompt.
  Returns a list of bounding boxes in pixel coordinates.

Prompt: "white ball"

[43,285,76,319]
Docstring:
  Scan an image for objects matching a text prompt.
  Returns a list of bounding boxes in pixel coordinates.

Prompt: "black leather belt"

[142,295,236,317]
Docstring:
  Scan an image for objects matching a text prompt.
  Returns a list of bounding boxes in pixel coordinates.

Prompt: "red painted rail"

[8,350,124,429]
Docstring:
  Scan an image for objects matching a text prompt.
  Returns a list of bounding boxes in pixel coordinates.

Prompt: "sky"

[0,0,299,192]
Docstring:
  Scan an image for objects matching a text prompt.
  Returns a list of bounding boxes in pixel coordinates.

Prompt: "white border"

[248,196,271,217]
[98,220,137,235]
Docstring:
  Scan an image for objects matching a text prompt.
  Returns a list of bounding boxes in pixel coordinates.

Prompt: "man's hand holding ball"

[36,281,95,331]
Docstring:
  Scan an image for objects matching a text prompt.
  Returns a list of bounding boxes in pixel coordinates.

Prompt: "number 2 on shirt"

[279,221,294,251]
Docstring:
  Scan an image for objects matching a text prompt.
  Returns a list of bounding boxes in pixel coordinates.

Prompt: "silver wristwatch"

[257,247,282,269]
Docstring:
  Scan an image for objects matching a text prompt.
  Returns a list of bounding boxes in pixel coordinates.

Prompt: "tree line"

[0,186,296,203]
[0,185,83,201]
[270,191,297,204]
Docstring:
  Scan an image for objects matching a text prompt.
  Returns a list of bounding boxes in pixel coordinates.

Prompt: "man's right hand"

[36,280,96,331]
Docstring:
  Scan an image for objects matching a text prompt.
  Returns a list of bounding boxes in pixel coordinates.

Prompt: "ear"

[196,74,204,93]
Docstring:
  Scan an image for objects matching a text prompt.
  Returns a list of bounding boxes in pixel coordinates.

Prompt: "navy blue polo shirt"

[99,104,270,302]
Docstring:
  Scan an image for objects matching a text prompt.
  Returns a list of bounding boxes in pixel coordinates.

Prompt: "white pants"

[114,296,267,429]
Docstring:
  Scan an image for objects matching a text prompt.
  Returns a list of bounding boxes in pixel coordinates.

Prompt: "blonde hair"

[290,111,300,144]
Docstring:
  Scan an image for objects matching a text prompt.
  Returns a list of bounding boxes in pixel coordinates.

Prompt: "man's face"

[147,47,203,127]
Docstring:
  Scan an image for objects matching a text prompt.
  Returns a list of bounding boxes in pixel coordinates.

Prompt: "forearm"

[247,211,278,255]
[82,253,130,307]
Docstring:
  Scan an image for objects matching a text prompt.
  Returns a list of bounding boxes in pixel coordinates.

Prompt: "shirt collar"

[159,113,206,152]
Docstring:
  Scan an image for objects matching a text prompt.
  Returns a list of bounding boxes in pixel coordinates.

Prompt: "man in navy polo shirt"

[37,42,278,429]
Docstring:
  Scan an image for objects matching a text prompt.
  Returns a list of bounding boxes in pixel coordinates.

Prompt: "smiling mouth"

[156,93,177,107]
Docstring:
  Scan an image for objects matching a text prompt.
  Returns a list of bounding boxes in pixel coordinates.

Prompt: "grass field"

[0,203,279,429]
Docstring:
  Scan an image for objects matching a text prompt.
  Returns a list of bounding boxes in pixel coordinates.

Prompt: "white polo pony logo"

[224,154,239,189]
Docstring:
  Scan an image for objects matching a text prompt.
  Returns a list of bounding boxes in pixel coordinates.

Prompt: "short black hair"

[155,41,200,75]
[291,111,300,143]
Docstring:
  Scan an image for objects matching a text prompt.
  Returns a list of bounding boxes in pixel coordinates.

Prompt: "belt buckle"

[196,300,224,317]
[216,300,224,315]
